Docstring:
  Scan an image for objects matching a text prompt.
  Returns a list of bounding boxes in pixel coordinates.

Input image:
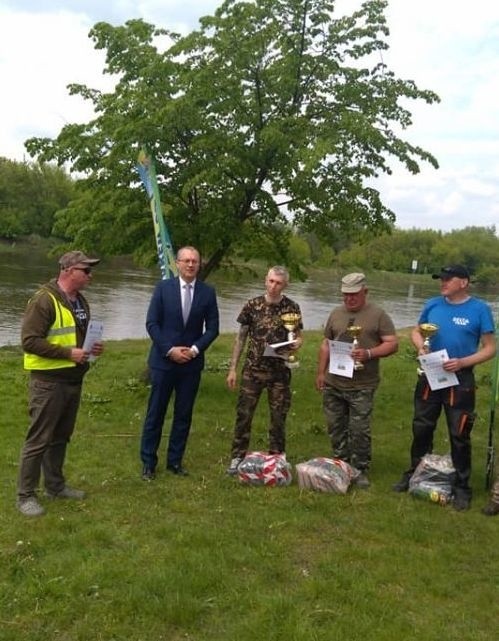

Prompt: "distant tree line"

[0,157,76,239]
[1,158,497,286]
[333,226,499,285]
[289,222,499,286]
[291,226,499,286]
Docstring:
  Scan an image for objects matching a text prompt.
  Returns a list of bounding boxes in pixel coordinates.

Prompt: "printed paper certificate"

[82,320,104,362]
[417,349,459,390]
[263,339,297,359]
[328,340,354,378]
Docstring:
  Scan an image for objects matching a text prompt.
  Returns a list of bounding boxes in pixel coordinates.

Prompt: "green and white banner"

[136,149,177,280]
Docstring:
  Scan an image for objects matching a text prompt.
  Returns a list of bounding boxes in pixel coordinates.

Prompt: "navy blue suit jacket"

[146,277,219,372]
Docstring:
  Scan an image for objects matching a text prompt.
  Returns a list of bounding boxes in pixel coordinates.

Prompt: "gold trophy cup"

[345,325,363,370]
[280,312,302,368]
[417,322,439,374]
[419,323,439,351]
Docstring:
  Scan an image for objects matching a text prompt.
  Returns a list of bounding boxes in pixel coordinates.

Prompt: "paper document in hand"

[82,320,104,362]
[263,340,297,359]
[417,349,458,390]
[328,340,354,378]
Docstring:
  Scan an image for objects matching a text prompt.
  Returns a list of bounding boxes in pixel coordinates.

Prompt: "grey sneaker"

[354,473,370,489]
[226,457,243,476]
[46,486,86,500]
[17,497,45,517]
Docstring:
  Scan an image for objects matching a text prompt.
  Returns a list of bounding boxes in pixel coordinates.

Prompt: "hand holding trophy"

[280,312,302,369]
[346,325,363,370]
[417,322,439,374]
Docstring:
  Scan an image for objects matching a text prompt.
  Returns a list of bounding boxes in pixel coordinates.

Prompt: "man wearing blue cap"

[393,265,496,511]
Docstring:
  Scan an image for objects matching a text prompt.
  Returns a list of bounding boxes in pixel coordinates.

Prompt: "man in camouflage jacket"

[225,266,302,475]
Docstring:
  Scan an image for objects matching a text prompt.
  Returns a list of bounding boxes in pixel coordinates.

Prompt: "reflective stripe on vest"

[24,292,77,370]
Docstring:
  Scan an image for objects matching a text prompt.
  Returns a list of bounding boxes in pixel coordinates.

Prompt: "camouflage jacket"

[238,295,302,373]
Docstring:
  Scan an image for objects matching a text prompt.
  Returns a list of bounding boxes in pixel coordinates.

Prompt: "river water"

[1,249,497,346]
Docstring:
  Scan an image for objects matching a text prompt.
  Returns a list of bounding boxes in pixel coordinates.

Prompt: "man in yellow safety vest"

[17,250,103,517]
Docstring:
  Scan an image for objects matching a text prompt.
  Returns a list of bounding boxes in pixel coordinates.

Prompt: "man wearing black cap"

[393,265,496,511]
[16,250,103,517]
[316,273,398,488]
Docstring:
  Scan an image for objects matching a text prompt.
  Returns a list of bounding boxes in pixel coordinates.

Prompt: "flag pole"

[485,313,499,490]
[136,148,177,280]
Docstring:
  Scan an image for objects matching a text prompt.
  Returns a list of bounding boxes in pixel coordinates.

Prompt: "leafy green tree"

[299,230,336,265]
[334,226,499,279]
[430,226,499,275]
[0,158,76,239]
[25,0,439,279]
[476,264,499,287]
[399,228,443,273]
[429,226,499,287]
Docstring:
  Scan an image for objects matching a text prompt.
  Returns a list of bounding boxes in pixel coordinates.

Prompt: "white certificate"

[328,340,354,378]
[417,349,459,390]
[263,339,297,359]
[82,320,104,362]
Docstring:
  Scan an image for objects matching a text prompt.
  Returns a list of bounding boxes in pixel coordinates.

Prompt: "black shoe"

[142,467,156,481]
[392,472,412,493]
[482,501,499,516]
[452,494,471,511]
[167,464,189,476]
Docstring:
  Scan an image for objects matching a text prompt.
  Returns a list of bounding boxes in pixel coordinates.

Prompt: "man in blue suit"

[140,246,219,479]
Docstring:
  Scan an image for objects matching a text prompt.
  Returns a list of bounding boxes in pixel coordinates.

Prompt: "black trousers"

[409,369,475,496]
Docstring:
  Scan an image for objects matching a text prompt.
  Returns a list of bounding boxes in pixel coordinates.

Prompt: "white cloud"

[376,1,499,231]
[1,0,498,232]
[0,1,220,159]
[440,191,464,216]
[1,8,111,159]
[460,178,496,198]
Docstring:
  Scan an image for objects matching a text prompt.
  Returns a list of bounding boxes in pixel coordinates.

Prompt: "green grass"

[1,332,498,641]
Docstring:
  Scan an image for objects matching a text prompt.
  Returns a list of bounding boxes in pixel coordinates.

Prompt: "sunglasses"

[73,266,92,275]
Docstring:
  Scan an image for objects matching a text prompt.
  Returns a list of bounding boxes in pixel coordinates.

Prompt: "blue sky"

[1,0,498,232]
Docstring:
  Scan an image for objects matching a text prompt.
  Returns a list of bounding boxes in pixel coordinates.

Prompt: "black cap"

[432,265,471,280]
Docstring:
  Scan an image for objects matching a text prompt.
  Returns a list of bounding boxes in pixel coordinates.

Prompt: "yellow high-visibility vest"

[24,292,77,370]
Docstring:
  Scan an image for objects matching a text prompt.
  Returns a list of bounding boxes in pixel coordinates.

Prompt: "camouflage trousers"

[230,368,291,458]
[322,384,375,472]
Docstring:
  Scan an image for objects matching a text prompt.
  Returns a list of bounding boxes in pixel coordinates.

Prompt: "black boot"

[392,471,412,493]
[452,490,471,512]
